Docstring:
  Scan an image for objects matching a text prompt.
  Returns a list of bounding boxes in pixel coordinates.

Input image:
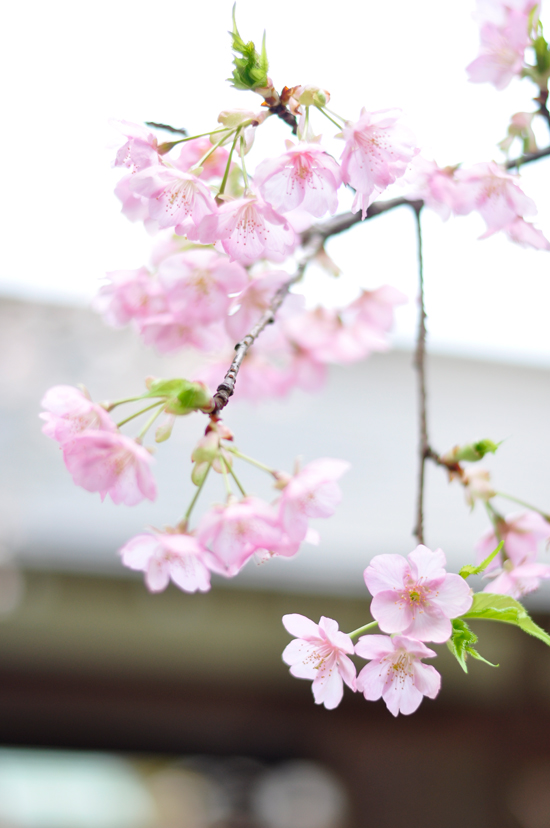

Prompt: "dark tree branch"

[505,144,550,169]
[145,121,188,135]
[412,205,428,544]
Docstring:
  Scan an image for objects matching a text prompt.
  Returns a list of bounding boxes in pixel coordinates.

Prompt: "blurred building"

[1,296,550,828]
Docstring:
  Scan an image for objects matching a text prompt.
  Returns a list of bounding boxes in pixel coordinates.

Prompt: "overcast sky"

[2,0,550,364]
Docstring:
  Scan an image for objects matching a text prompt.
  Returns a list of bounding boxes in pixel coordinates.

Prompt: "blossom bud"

[145,377,214,415]
[217,108,265,129]
[442,439,500,464]
[155,414,175,443]
[295,85,330,107]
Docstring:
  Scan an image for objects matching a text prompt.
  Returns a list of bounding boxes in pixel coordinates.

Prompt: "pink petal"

[146,558,170,592]
[370,589,413,633]
[430,574,473,617]
[356,660,389,700]
[404,604,452,643]
[364,554,409,595]
[383,675,423,716]
[411,662,441,699]
[354,634,395,661]
[407,545,447,581]
[282,613,320,640]
[312,666,344,709]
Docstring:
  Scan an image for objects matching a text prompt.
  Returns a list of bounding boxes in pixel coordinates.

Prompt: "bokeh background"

[1,1,550,826]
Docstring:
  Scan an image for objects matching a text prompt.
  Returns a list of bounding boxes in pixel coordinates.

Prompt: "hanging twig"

[412,205,428,544]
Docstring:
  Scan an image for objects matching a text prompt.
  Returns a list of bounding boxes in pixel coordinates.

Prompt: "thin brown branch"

[145,121,188,135]
[412,204,428,544]
[505,144,550,169]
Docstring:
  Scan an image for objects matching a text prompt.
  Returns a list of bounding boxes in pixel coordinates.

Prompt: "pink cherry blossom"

[254,142,342,217]
[173,137,230,180]
[453,162,537,233]
[196,496,282,577]
[158,249,248,325]
[405,157,463,220]
[355,634,441,716]
[340,108,419,218]
[62,431,157,506]
[364,545,473,643]
[112,120,160,172]
[197,194,296,266]
[129,165,217,235]
[225,271,289,339]
[93,268,167,328]
[483,560,550,598]
[114,175,150,223]
[476,510,550,569]
[277,458,350,543]
[282,614,356,709]
[137,313,228,354]
[40,386,116,444]
[467,11,530,90]
[119,531,211,593]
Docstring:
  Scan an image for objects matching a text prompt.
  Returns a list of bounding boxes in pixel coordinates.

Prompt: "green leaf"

[446,618,498,673]
[464,592,550,647]
[459,541,504,579]
[453,439,501,463]
[228,4,269,90]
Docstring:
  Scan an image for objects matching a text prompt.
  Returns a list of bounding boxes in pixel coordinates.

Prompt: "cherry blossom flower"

[405,157,463,220]
[453,162,537,233]
[158,249,248,325]
[173,137,230,180]
[62,431,157,506]
[119,531,211,593]
[137,313,227,354]
[225,270,289,339]
[93,268,167,328]
[483,560,550,598]
[129,166,217,235]
[467,9,531,90]
[197,496,282,577]
[40,386,116,444]
[355,634,441,716]
[282,614,356,709]
[277,458,350,543]
[254,141,342,217]
[112,120,160,172]
[114,175,151,223]
[476,510,550,569]
[197,193,296,265]
[462,467,496,508]
[340,108,419,218]
[364,545,473,643]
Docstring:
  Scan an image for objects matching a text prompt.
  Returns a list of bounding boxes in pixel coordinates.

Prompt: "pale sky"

[2,0,550,364]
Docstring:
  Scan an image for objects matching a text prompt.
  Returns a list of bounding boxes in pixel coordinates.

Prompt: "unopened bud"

[443,439,500,464]
[295,85,330,107]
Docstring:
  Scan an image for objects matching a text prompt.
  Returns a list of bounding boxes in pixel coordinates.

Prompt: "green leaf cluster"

[453,439,501,463]
[447,618,498,673]
[228,5,269,90]
[464,593,550,647]
[144,378,213,416]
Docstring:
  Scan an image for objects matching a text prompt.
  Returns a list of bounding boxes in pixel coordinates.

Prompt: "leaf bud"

[442,439,500,464]
[295,85,331,107]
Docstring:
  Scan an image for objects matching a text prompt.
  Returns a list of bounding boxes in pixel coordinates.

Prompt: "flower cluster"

[406,158,550,249]
[282,545,473,716]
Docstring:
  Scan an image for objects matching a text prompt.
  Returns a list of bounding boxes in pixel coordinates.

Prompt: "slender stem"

[323,106,346,124]
[316,106,343,130]
[136,404,165,441]
[495,491,550,521]
[172,127,232,143]
[191,130,235,171]
[227,462,247,497]
[218,129,240,197]
[103,394,146,412]
[220,457,232,497]
[412,205,428,544]
[225,447,276,475]
[239,133,250,191]
[184,463,212,522]
[348,621,378,640]
[116,400,165,429]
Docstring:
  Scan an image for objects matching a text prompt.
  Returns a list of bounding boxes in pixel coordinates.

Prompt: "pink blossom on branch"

[129,165,217,236]
[355,634,441,716]
[62,431,157,506]
[483,560,550,598]
[93,268,167,328]
[340,108,419,219]
[40,385,116,444]
[282,614,356,709]
[119,531,211,593]
[197,193,296,266]
[254,141,342,217]
[364,545,473,643]
[453,162,537,232]
[476,510,550,569]
[112,120,161,172]
[196,496,282,577]
[158,249,249,325]
[277,458,350,543]
[466,13,530,90]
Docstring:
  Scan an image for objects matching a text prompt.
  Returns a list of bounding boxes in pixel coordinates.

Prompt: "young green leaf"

[446,618,498,673]
[464,592,550,647]
[459,541,503,579]
[228,4,269,91]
